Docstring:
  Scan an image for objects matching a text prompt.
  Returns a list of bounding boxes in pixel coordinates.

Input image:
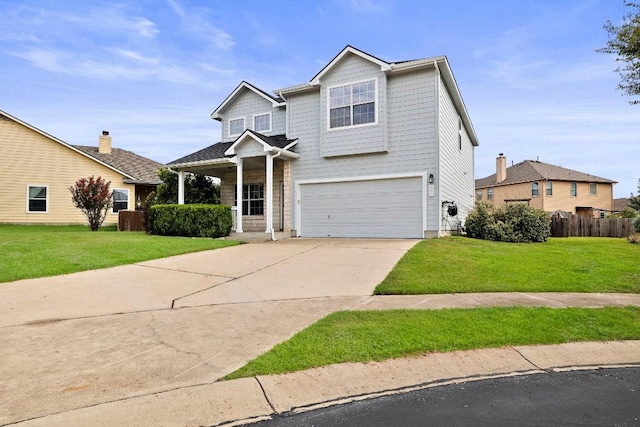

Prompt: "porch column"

[265,153,273,233]
[235,157,243,233]
[178,171,185,205]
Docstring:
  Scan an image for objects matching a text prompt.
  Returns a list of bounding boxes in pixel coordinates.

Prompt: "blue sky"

[1,0,638,197]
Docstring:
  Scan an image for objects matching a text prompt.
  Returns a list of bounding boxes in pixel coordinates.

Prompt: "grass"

[224,236,640,379]
[224,306,640,379]
[375,236,640,294]
[0,224,239,283]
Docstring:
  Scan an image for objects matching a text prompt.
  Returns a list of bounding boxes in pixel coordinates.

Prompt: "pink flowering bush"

[69,176,113,231]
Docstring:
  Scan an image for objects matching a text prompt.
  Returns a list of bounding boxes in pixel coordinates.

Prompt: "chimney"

[496,153,507,183]
[98,131,112,154]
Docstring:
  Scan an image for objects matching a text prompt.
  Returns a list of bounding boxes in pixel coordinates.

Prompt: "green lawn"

[224,237,640,379]
[375,237,640,294]
[225,306,640,379]
[0,224,239,283]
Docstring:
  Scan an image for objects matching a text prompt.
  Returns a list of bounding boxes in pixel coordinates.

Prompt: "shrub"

[465,202,550,243]
[147,204,232,238]
[69,176,113,231]
[633,216,640,233]
[628,233,640,244]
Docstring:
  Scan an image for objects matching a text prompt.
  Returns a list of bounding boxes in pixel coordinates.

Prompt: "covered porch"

[167,131,298,236]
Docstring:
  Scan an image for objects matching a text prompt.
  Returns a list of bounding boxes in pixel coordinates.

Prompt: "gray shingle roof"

[73,145,163,185]
[167,133,296,165]
[476,160,616,189]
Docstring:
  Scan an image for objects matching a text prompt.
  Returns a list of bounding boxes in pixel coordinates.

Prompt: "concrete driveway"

[0,238,417,425]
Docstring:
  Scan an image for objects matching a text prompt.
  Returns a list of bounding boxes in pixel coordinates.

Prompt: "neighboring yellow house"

[0,110,163,225]
[475,154,616,218]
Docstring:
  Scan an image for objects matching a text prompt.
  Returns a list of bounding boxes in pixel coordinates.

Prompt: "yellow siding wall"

[478,180,614,216]
[0,118,133,224]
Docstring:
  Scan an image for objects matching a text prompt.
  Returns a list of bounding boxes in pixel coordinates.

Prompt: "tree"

[629,178,640,210]
[599,1,640,104]
[69,176,113,231]
[151,168,220,205]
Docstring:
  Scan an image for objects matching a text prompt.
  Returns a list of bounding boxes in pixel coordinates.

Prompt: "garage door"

[299,177,423,238]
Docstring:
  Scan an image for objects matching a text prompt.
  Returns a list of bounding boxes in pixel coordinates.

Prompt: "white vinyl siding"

[289,66,439,234]
[221,90,285,141]
[319,55,386,157]
[437,76,475,230]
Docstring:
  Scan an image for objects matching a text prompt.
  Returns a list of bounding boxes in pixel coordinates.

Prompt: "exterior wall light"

[428,173,434,184]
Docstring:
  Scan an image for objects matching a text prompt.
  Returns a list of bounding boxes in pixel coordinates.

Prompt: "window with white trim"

[27,185,48,213]
[253,113,271,133]
[112,189,129,213]
[229,117,245,137]
[589,183,597,195]
[487,188,493,200]
[570,182,577,197]
[546,181,553,196]
[476,190,482,201]
[234,183,264,216]
[329,80,376,129]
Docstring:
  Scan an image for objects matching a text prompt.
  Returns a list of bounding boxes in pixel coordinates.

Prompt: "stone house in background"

[475,153,616,218]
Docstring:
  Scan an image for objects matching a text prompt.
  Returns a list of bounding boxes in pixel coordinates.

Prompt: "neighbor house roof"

[167,133,297,167]
[0,109,163,185]
[73,145,163,185]
[475,160,617,189]
[613,198,631,212]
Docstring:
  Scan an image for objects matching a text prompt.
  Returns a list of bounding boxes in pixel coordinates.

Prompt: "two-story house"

[475,154,616,218]
[0,110,163,225]
[168,46,479,238]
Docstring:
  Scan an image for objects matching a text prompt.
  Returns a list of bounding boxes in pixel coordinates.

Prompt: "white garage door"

[299,177,423,238]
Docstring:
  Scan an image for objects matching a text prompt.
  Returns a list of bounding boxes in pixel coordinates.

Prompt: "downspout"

[433,60,442,237]
[269,149,284,241]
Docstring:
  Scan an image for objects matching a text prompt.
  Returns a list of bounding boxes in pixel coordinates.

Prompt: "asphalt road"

[248,367,640,426]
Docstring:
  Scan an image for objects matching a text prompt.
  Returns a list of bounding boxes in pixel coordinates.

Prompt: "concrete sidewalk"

[1,238,639,426]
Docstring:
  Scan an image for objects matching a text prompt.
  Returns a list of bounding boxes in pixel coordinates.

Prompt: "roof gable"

[211,81,285,120]
[310,45,391,85]
[224,130,298,157]
[273,46,479,147]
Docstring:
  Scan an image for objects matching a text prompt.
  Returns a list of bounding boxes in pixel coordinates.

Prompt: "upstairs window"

[487,188,493,200]
[253,113,271,133]
[570,182,577,197]
[27,185,47,213]
[329,80,376,129]
[531,182,539,197]
[476,190,482,201]
[112,189,129,213]
[546,181,553,196]
[589,183,597,195]
[229,117,245,137]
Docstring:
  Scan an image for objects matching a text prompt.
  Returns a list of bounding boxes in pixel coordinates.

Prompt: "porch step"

[226,231,291,243]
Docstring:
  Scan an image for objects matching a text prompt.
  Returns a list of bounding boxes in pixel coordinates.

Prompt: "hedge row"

[465,202,551,243]
[147,204,232,238]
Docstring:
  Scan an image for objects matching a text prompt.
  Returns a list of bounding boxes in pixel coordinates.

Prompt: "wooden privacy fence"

[118,210,145,232]
[550,213,633,238]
